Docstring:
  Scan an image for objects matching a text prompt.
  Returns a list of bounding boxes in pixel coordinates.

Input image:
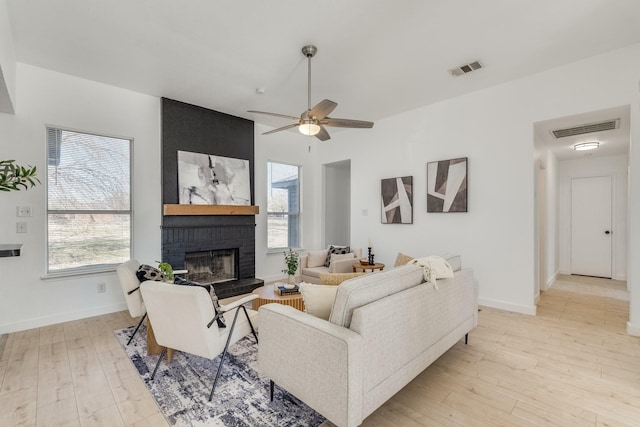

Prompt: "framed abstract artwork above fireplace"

[177,150,250,206]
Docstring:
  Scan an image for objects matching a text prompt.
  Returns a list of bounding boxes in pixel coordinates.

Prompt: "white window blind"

[47,127,132,273]
[267,161,300,250]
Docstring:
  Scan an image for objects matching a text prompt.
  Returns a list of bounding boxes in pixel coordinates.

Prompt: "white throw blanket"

[407,256,454,289]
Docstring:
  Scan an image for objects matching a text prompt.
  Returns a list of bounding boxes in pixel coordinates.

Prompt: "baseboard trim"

[0,303,128,334]
[627,321,640,337]
[478,298,536,316]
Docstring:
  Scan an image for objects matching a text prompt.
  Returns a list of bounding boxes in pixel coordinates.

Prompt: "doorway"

[570,176,612,278]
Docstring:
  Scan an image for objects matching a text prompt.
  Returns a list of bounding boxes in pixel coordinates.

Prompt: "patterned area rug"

[115,324,325,427]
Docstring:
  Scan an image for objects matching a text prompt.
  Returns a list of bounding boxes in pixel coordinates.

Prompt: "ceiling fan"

[248,45,374,141]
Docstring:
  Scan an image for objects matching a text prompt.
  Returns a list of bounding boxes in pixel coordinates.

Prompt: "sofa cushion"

[300,266,326,279]
[329,264,424,328]
[299,282,339,320]
[307,250,328,268]
[324,245,350,267]
[440,253,462,272]
[329,252,356,273]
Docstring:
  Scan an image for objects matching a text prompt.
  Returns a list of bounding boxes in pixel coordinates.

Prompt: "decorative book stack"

[276,284,300,296]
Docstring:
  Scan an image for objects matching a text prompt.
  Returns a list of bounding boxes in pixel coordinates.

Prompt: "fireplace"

[185,248,239,284]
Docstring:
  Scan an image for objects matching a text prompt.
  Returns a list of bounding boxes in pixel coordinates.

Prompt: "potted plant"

[157,261,174,282]
[0,160,40,192]
[282,248,299,284]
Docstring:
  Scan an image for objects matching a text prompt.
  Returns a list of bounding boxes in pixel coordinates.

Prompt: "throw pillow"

[328,252,356,273]
[324,245,350,267]
[394,252,414,267]
[320,272,366,286]
[299,282,339,320]
[136,264,163,282]
[173,277,226,328]
[307,250,329,268]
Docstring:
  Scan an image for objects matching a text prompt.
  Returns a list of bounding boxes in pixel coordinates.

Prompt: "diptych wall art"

[427,157,468,212]
[177,150,250,205]
[381,176,413,224]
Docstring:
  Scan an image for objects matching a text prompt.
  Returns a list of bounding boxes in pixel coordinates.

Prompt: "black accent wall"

[161,98,262,298]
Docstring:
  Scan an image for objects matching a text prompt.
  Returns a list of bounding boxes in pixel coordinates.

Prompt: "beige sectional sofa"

[258,260,478,427]
[299,247,363,284]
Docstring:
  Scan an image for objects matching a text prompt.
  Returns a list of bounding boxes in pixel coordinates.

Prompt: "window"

[267,161,300,250]
[47,127,132,274]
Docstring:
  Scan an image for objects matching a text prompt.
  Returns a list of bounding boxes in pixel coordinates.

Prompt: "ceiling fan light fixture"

[573,142,600,151]
[299,121,320,136]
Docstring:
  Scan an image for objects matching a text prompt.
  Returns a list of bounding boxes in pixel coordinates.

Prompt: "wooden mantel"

[163,204,259,216]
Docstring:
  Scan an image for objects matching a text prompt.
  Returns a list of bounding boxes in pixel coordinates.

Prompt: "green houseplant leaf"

[0,160,40,192]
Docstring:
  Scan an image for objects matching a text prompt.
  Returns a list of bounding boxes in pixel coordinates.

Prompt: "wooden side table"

[252,284,305,312]
[352,262,385,273]
[146,317,175,363]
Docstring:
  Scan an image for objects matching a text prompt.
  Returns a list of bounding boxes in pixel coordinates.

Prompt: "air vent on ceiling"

[551,118,619,138]
[449,61,482,76]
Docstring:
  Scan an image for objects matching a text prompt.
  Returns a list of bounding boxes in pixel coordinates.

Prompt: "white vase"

[287,274,296,285]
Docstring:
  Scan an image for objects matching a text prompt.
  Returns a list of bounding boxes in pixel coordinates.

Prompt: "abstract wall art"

[381,176,413,224]
[427,157,468,213]
[177,150,250,205]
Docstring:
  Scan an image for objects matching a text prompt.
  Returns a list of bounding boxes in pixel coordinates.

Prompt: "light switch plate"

[16,222,27,233]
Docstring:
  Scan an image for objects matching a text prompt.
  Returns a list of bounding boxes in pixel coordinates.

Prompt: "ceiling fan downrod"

[302,45,317,112]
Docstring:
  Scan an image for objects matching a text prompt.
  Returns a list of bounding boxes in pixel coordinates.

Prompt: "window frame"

[45,125,133,276]
[266,160,302,252]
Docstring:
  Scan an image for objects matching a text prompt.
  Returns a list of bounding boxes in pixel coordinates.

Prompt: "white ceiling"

[535,105,631,161]
[5,0,640,148]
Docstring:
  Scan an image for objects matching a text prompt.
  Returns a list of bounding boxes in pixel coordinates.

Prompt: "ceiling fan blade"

[262,123,300,135]
[309,99,338,120]
[323,117,374,129]
[247,110,300,121]
[315,125,331,141]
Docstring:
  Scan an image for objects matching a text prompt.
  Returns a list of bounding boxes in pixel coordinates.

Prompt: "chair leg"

[241,305,258,344]
[465,333,469,345]
[151,347,167,380]
[209,307,242,401]
[270,380,275,402]
[127,313,147,345]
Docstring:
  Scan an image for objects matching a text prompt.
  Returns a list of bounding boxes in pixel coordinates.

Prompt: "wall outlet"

[16,206,32,217]
[16,222,27,233]
[97,283,106,293]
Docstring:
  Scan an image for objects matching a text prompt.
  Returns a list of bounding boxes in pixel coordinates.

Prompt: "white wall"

[253,125,319,283]
[323,160,351,247]
[557,155,628,280]
[545,149,560,286]
[0,0,16,112]
[0,64,161,334]
[316,43,640,321]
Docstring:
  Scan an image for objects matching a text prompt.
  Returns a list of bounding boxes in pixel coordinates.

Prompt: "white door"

[570,176,612,278]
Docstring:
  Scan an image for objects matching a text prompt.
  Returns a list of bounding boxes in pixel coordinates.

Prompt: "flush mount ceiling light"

[248,45,374,141]
[573,142,600,151]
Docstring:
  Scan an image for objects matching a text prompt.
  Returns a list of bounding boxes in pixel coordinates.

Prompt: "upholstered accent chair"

[116,259,147,345]
[140,281,259,400]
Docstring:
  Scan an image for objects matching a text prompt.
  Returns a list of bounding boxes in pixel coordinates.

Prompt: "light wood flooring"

[2,276,639,426]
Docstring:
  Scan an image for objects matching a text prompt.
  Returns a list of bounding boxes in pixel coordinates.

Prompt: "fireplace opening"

[184,248,239,284]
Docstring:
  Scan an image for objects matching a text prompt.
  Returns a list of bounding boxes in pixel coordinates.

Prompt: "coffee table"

[252,284,305,312]
[352,262,385,273]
